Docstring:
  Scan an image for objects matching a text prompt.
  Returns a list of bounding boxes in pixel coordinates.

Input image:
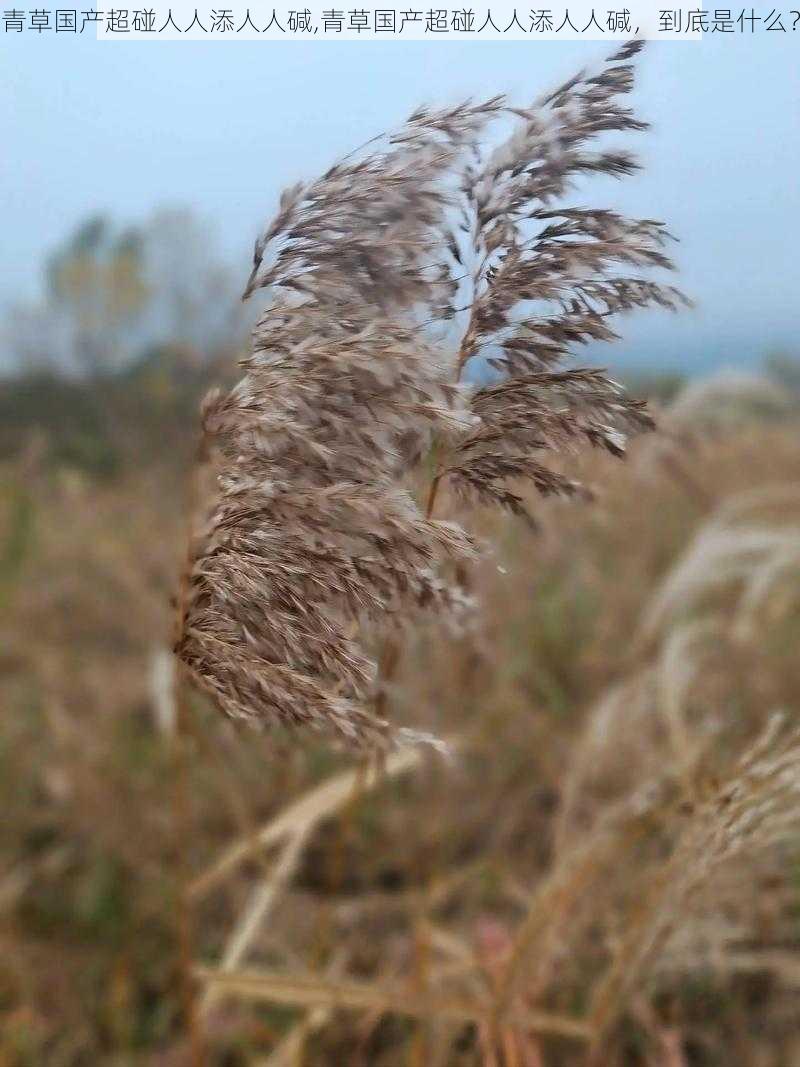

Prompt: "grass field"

[2,381,800,1066]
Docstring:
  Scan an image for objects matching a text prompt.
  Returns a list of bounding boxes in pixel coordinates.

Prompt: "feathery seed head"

[176,42,688,748]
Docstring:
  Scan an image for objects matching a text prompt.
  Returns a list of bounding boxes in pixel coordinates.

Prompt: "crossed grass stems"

[175,481,800,1063]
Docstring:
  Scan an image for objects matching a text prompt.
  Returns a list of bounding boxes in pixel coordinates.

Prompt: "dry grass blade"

[199,826,312,1016]
[656,618,721,785]
[492,787,669,1022]
[641,487,800,642]
[194,966,591,1041]
[259,1004,332,1067]
[190,743,431,898]
[642,526,800,641]
[667,370,793,430]
[552,670,656,854]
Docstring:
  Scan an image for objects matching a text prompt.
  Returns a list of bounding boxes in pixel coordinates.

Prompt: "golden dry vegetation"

[3,389,800,1066]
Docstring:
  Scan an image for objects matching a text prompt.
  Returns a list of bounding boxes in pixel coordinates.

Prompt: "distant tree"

[46,215,148,374]
[3,209,244,377]
[763,350,800,394]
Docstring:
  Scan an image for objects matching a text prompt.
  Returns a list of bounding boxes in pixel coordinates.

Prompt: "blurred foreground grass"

[2,378,800,1066]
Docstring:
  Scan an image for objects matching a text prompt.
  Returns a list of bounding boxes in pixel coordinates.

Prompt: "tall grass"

[2,399,800,1063]
[175,41,685,751]
[172,40,688,1059]
[3,40,800,1067]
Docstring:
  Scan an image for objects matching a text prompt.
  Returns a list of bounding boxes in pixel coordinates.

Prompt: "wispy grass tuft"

[175,41,686,749]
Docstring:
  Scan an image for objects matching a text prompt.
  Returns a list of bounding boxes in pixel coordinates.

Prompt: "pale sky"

[2,30,799,371]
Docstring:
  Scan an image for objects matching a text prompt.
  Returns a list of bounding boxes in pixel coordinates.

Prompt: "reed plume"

[175,41,687,747]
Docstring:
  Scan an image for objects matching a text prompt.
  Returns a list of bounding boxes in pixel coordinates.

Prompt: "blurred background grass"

[2,329,800,1063]
[2,208,800,1066]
